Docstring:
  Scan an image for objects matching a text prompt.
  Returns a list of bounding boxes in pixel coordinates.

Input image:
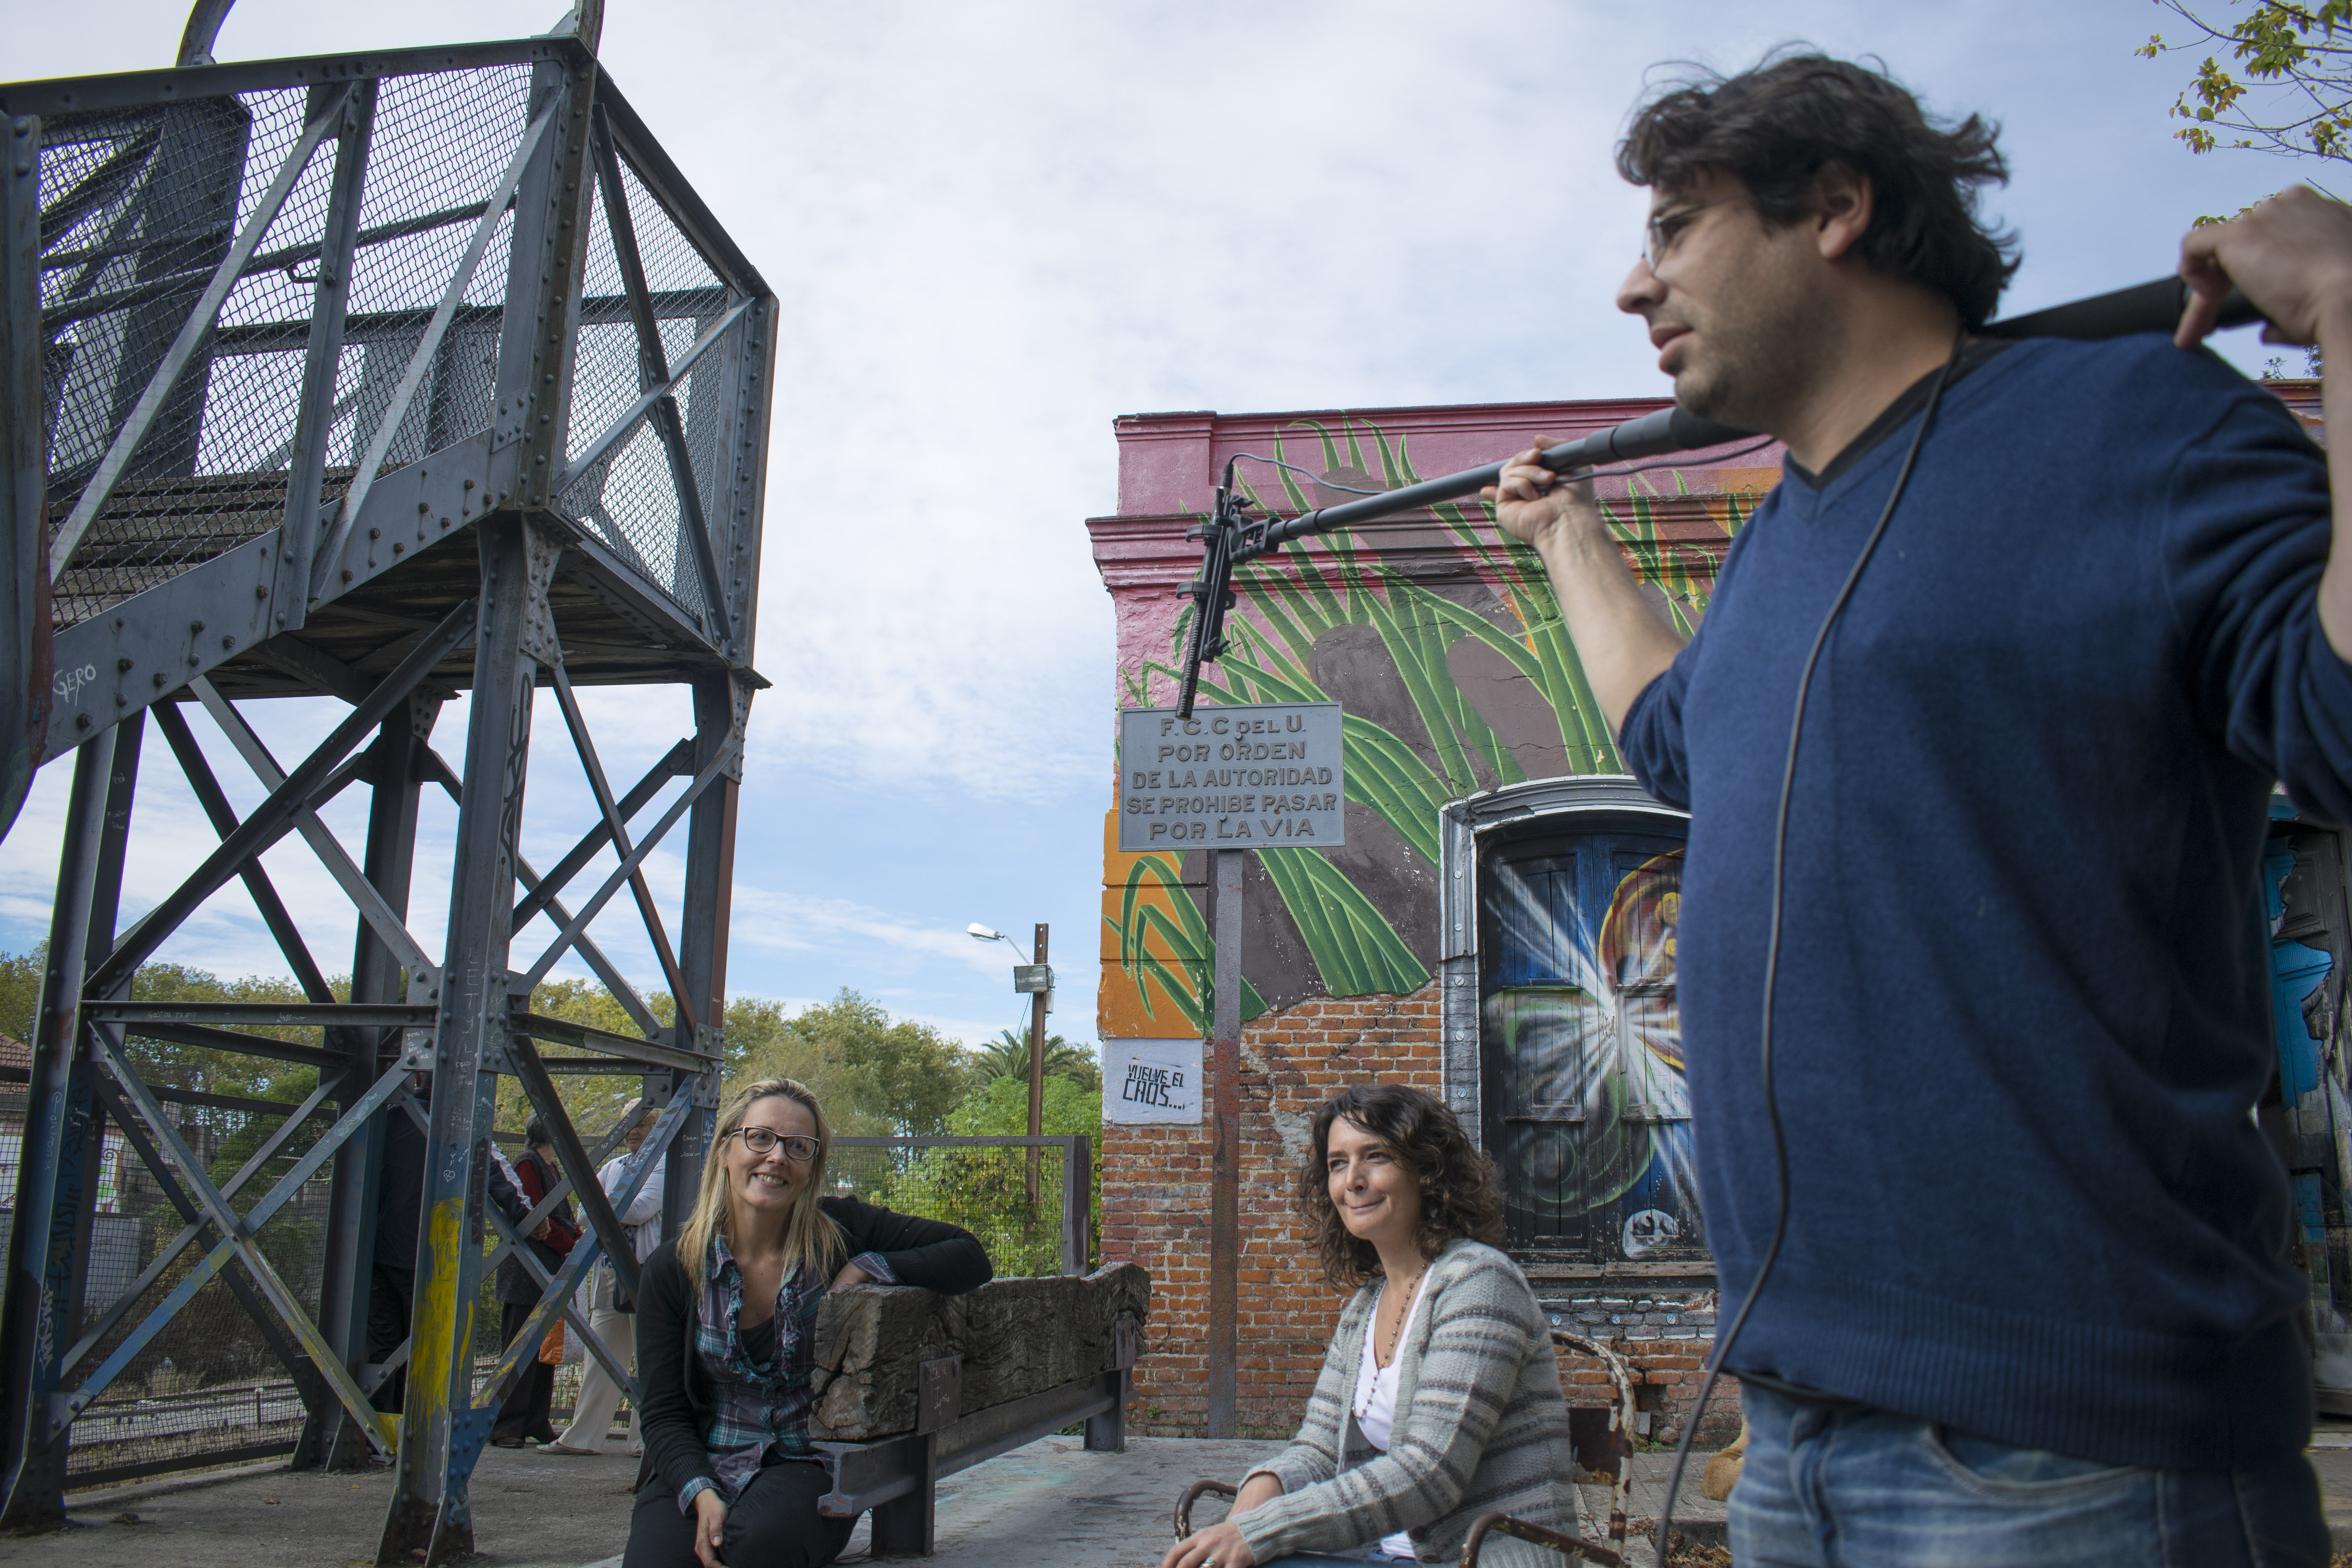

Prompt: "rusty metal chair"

[1170,1331,1640,1567]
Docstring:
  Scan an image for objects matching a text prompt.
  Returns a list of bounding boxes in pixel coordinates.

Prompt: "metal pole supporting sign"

[1115,701,1344,1438]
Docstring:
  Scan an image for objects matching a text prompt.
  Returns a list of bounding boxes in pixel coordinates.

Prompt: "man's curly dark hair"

[1297,1082,1503,1287]
[1617,50,2020,328]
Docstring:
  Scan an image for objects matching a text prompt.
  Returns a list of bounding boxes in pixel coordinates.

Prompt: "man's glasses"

[1642,197,1740,270]
[724,1127,820,1162]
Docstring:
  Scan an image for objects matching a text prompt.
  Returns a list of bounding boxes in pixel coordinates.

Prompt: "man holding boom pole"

[1485,52,2352,1566]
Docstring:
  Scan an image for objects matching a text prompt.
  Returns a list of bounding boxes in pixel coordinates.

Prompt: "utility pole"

[1027,922,1048,1201]
[1207,851,1240,1439]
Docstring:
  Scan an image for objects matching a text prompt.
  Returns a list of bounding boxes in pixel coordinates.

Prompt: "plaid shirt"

[675,1238,894,1512]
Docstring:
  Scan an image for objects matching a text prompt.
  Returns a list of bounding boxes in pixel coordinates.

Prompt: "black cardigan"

[633,1196,992,1500]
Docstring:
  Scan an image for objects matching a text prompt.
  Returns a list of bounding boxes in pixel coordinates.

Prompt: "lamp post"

[968,922,1051,1201]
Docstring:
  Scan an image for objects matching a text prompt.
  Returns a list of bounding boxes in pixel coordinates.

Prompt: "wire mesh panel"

[38,65,538,627]
[826,1139,1096,1280]
[553,138,737,626]
[57,1096,337,1486]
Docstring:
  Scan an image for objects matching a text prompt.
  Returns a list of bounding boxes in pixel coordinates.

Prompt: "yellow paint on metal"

[407,1196,468,1420]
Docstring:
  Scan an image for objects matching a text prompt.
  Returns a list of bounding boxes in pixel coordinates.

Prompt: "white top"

[600,1153,666,1262]
[1350,1272,1432,1561]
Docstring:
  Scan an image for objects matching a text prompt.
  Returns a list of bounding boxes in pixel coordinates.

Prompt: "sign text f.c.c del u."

[1116,702,1346,852]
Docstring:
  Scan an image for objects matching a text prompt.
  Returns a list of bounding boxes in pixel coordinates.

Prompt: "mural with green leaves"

[1103,413,1747,1028]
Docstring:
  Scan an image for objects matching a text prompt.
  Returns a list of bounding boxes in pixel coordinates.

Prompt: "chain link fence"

[39,66,538,628]
[0,1088,343,1488]
[36,57,748,638]
[828,1136,1097,1281]
[554,138,736,628]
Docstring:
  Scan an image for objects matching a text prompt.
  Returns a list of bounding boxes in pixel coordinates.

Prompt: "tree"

[751,989,969,1136]
[884,1073,1103,1276]
[725,993,890,1134]
[968,1028,1102,1093]
[508,976,677,1145]
[2141,3,2343,371]
[2141,2,2352,175]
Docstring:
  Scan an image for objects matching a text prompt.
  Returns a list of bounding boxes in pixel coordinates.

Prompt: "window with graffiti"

[1480,818,1702,1264]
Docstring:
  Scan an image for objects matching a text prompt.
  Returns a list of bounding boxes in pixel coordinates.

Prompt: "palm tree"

[972,1029,1101,1092]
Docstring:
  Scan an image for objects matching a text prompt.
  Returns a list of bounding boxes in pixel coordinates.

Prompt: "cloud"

[731,883,1026,978]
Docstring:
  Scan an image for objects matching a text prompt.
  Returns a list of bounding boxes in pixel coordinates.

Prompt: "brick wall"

[1103,984,1442,1437]
[1549,1293,1743,1449]
[1101,983,1736,1448]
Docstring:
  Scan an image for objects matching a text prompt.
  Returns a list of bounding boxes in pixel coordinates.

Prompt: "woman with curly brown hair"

[1163,1083,1576,1568]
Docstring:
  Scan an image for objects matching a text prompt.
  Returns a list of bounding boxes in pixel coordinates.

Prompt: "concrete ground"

[0,1430,2338,1566]
[0,1431,1713,1568]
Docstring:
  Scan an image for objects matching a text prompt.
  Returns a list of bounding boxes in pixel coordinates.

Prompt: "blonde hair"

[676,1077,846,1282]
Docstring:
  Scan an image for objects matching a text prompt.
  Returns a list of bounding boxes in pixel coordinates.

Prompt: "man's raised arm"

[2179,186,2352,660]
[1482,446,1688,733]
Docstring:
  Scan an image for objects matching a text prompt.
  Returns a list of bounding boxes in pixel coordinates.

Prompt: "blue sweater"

[1619,334,2352,1470]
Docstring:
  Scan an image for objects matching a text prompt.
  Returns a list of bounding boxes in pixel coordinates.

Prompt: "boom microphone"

[1979,275,2260,341]
[1257,407,1753,549]
[1175,274,2273,715]
[1255,276,2265,550]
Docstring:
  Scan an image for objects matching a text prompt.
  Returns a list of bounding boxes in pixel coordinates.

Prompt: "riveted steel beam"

[0,112,49,842]
[317,690,439,1469]
[509,1033,640,1300]
[63,1069,337,1383]
[274,77,377,621]
[191,677,437,982]
[549,664,693,1029]
[151,701,337,1002]
[309,101,556,598]
[0,728,119,1529]
[377,515,543,1568]
[0,38,582,120]
[516,733,738,991]
[51,87,349,579]
[85,598,477,999]
[511,736,691,927]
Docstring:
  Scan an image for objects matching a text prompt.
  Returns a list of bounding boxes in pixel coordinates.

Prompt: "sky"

[0,0,2315,1056]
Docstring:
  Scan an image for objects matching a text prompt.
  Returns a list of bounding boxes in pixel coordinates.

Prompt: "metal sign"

[1118,702,1344,852]
[1012,964,1052,994]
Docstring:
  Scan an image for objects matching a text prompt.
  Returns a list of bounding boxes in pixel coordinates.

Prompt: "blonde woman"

[622,1078,991,1568]
[1164,1083,1575,1568]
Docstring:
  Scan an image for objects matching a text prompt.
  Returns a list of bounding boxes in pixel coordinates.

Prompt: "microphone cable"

[1651,332,1967,1564]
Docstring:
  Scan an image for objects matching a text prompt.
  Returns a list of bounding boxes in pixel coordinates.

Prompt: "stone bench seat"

[806,1262,1149,1555]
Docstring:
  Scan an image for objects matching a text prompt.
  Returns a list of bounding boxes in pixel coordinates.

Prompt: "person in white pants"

[545,1110,665,1456]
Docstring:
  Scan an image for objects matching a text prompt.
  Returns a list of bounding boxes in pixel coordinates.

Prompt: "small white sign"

[1102,1037,1204,1124]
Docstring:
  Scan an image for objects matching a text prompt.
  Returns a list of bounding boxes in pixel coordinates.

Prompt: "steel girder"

[0,8,769,1557]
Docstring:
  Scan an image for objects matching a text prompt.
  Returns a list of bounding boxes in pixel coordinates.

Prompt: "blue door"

[1480,819,1702,1264]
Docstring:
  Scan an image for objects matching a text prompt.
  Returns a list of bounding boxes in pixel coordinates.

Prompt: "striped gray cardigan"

[1234,1239,1577,1567]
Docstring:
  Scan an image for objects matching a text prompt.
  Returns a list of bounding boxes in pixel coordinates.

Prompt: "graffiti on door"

[1481,833,1701,1262]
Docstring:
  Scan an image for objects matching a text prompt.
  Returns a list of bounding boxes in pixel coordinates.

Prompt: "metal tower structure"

[0,2,770,1558]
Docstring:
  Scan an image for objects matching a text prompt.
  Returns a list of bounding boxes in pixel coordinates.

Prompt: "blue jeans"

[1731,1384,2331,1567]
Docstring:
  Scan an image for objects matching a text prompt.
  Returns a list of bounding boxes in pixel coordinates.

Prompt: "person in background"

[545,1105,668,1456]
[490,1115,580,1448]
[623,1077,992,1568]
[1162,1083,1574,1568]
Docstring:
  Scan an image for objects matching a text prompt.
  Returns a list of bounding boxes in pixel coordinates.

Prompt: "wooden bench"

[807,1262,1148,1555]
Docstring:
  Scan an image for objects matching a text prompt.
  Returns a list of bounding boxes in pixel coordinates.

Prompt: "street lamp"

[969,918,1052,1197]
[966,923,1030,963]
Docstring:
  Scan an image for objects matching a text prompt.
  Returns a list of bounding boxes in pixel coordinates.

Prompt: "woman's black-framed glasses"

[725,1127,820,1162]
